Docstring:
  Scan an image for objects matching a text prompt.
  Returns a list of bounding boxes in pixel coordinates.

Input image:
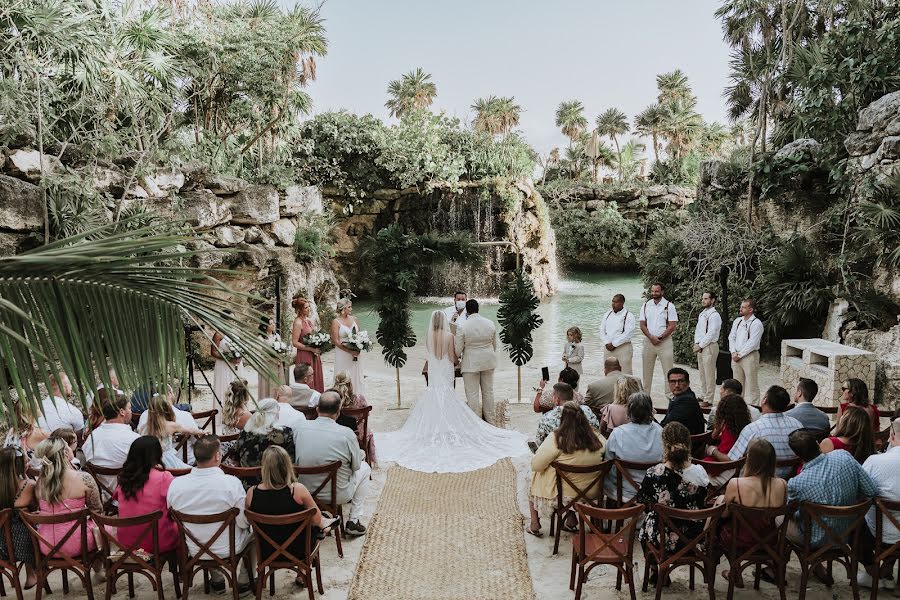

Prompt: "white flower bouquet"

[271,339,289,355]
[220,337,243,362]
[302,331,334,353]
[344,330,371,361]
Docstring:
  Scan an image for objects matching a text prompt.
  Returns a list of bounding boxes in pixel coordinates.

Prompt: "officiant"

[423,290,467,386]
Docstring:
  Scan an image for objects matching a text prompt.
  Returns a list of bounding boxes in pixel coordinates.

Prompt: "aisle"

[347,459,535,600]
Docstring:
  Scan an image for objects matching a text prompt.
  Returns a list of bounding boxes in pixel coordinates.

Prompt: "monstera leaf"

[497,269,543,367]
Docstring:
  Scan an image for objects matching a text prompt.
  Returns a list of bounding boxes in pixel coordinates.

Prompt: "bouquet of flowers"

[220,337,243,362]
[344,330,371,361]
[271,339,289,355]
[302,331,334,354]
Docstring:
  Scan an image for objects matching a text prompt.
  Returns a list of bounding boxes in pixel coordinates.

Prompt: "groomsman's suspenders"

[643,300,670,329]
[604,310,627,335]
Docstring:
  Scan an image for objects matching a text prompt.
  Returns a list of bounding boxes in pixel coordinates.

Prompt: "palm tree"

[555,100,588,149]
[385,67,437,119]
[471,95,522,136]
[660,97,703,162]
[595,108,630,180]
[610,139,647,183]
[656,69,694,104]
[494,96,522,135]
[0,222,279,417]
[635,103,666,163]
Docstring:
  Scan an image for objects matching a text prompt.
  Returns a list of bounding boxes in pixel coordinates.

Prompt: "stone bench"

[781,338,875,407]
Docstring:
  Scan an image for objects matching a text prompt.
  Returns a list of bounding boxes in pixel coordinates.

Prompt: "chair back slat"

[875,498,900,564]
[84,462,122,511]
[91,510,165,572]
[691,457,745,500]
[724,501,796,566]
[245,508,317,572]
[342,405,372,446]
[612,459,657,506]
[294,461,341,509]
[170,507,239,568]
[20,508,94,571]
[221,465,262,480]
[797,499,872,565]
[573,502,643,565]
[0,509,18,575]
[191,409,218,434]
[652,503,726,569]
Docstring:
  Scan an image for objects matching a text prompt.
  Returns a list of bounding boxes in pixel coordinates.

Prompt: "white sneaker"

[857,571,874,588]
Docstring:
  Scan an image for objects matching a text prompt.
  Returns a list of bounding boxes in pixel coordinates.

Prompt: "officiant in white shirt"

[443,290,468,333]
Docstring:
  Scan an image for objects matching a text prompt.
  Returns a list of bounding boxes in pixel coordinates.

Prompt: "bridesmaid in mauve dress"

[290,297,324,392]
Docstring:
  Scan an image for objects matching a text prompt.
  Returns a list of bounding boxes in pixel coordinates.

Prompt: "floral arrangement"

[302,331,334,353]
[344,330,372,361]
[220,337,243,362]
[271,339,289,355]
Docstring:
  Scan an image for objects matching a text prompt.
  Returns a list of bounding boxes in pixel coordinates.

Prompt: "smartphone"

[541,366,550,382]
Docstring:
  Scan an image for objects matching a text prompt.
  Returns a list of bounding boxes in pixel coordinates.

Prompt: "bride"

[378,310,528,473]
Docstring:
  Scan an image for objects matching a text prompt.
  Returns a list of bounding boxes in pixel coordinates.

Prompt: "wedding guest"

[786,378,830,432]
[137,385,200,464]
[258,316,287,399]
[36,373,85,435]
[820,405,875,464]
[715,438,787,586]
[727,386,802,477]
[583,358,626,411]
[332,373,376,463]
[330,297,365,396]
[706,378,761,428]
[704,394,752,462]
[837,378,880,434]
[637,422,709,558]
[603,392,663,501]
[660,368,705,435]
[859,417,900,589]
[0,447,36,588]
[113,436,178,553]
[443,290,468,329]
[273,386,307,431]
[33,438,102,557]
[81,388,140,495]
[533,367,583,414]
[290,297,324,393]
[535,383,600,446]
[600,294,635,375]
[222,379,252,434]
[293,391,371,537]
[3,402,50,466]
[167,435,253,596]
[289,364,321,409]
[139,394,203,469]
[527,402,606,536]
[599,375,643,437]
[229,399,296,474]
[639,282,678,393]
[49,428,79,469]
[211,312,242,430]
[561,327,585,375]
[246,446,338,586]
[693,291,722,407]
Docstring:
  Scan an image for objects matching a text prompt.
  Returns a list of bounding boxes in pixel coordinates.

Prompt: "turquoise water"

[352,271,646,368]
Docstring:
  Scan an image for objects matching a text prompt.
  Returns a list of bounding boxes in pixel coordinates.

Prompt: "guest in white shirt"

[639,283,678,394]
[692,292,723,407]
[273,385,307,430]
[728,299,765,404]
[81,389,139,496]
[289,363,321,409]
[859,417,900,589]
[137,385,200,464]
[36,373,85,435]
[443,290,468,332]
[167,435,253,595]
[600,294,635,375]
[293,391,371,537]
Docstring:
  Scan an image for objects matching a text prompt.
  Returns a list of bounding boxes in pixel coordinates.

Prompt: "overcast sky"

[301,0,733,158]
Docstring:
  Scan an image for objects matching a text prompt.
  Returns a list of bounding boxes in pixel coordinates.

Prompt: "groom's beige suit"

[455,314,497,424]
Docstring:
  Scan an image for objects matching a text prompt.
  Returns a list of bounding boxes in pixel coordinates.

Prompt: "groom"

[455,299,497,425]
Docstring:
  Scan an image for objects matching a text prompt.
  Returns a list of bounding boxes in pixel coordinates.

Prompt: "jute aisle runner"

[347,458,535,600]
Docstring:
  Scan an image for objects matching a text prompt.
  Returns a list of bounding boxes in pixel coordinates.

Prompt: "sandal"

[721,570,744,588]
[526,527,543,538]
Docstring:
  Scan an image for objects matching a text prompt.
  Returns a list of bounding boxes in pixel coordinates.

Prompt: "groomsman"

[600,294,635,374]
[692,291,722,407]
[728,298,764,404]
[639,282,678,394]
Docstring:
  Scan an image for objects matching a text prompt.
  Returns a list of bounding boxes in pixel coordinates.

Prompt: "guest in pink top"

[704,394,751,462]
[113,436,178,553]
[33,438,101,557]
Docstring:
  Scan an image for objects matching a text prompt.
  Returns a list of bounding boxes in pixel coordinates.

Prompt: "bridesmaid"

[330,298,365,396]
[290,297,324,392]
[258,317,286,399]
[212,310,242,430]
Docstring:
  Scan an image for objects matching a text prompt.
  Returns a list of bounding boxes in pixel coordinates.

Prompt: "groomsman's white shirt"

[693,307,722,348]
[640,298,679,337]
[36,396,85,433]
[600,308,635,348]
[443,306,468,326]
[728,315,764,357]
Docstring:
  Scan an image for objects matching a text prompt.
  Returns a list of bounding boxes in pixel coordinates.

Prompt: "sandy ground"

[36,343,876,599]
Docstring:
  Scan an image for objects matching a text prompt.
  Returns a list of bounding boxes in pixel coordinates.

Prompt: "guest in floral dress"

[291,297,324,392]
[533,368,584,414]
[0,447,36,588]
[225,399,295,489]
[637,422,710,555]
[535,383,600,446]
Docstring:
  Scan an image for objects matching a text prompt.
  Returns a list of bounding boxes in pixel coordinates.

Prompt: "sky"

[299,0,733,158]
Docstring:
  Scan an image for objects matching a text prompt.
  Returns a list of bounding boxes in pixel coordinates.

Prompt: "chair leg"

[254,568,264,600]
[128,571,135,598]
[34,571,45,600]
[870,561,880,600]
[727,563,736,600]
[569,547,577,590]
[84,570,95,600]
[232,568,240,600]
[778,561,788,600]
[850,560,862,600]
[798,562,810,600]
[305,572,314,600]
[156,573,166,600]
[642,558,651,592]
[334,524,344,558]
[690,563,695,590]
[627,563,637,600]
[315,555,324,594]
[552,518,562,556]
[706,561,716,600]
[62,569,69,593]
[574,569,585,600]
[654,565,667,600]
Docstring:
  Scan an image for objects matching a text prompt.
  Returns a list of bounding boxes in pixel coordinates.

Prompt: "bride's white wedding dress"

[377,328,528,473]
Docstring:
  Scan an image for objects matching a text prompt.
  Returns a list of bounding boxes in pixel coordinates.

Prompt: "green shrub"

[293,216,335,264]
[551,204,640,268]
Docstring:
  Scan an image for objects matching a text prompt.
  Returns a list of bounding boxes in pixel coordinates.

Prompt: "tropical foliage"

[497,269,543,367]
[385,68,438,119]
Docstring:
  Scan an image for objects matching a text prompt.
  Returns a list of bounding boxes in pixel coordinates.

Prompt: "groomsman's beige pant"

[697,342,719,403]
[642,336,674,394]
[463,370,496,425]
[732,350,761,405]
[605,342,634,375]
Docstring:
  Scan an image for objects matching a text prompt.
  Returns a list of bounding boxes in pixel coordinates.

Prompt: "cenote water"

[352,271,646,369]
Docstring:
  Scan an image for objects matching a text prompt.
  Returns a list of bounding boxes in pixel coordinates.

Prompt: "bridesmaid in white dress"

[212,325,242,430]
[330,298,365,395]
[257,317,285,399]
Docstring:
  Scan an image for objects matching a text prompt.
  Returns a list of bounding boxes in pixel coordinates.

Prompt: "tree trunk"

[614,136,622,180]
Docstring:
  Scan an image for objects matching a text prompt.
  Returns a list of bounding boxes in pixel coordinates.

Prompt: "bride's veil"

[425,310,448,360]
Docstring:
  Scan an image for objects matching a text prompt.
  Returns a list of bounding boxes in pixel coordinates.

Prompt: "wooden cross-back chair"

[20,508,99,600]
[0,509,23,600]
[610,459,658,508]
[788,499,871,600]
[170,508,254,600]
[342,405,374,468]
[245,508,323,600]
[549,461,613,555]
[872,498,900,600]
[690,457,745,502]
[83,463,122,514]
[642,503,726,600]
[570,502,643,600]
[293,461,343,558]
[191,409,218,435]
[91,510,181,600]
